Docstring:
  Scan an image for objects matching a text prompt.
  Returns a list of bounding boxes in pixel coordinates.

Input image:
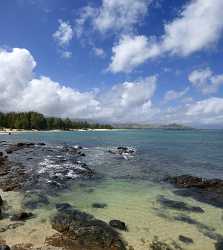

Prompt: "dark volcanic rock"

[10,212,34,221]
[5,142,35,154]
[215,240,223,250]
[0,245,10,250]
[158,196,204,213]
[0,195,3,206]
[178,235,193,244]
[167,175,223,208]
[56,203,73,212]
[49,208,126,250]
[109,220,128,231]
[92,203,107,209]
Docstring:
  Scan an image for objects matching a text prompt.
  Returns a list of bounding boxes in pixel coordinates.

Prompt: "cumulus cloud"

[94,0,151,33]
[109,35,160,73]
[186,97,223,116]
[53,19,73,47]
[109,0,223,73]
[164,87,189,102]
[189,68,223,94]
[0,48,157,123]
[76,0,151,35]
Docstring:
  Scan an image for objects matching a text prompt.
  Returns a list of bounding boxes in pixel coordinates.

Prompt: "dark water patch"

[157,195,204,213]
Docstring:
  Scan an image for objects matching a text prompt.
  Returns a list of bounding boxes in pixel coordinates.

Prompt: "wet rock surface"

[109,220,127,231]
[49,208,126,250]
[0,142,96,194]
[92,202,107,209]
[167,175,223,208]
[178,235,193,244]
[10,212,34,221]
[108,147,135,160]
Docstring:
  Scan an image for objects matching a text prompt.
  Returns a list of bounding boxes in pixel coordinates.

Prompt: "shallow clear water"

[1,129,223,249]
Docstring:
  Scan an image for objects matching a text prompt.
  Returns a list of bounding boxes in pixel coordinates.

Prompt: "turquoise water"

[1,129,223,249]
[2,129,223,179]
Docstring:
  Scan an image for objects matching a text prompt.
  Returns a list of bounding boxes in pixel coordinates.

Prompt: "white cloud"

[189,68,223,94]
[109,0,223,73]
[61,51,72,59]
[162,0,223,56]
[53,19,73,47]
[93,47,105,57]
[164,87,189,102]
[94,0,151,33]
[76,0,151,35]
[2,48,223,126]
[0,48,36,110]
[0,48,157,123]
[109,35,160,73]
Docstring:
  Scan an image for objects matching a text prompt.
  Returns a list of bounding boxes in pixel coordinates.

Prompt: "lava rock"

[55,203,73,212]
[178,235,193,244]
[0,195,3,206]
[0,245,10,250]
[166,175,223,208]
[10,212,34,221]
[92,203,107,208]
[50,208,126,249]
[109,220,128,231]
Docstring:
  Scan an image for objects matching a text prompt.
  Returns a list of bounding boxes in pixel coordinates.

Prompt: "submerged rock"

[109,220,128,231]
[92,203,107,209]
[11,212,34,221]
[0,195,3,206]
[49,208,126,250]
[5,142,35,154]
[167,175,223,208]
[0,245,10,250]
[22,192,49,209]
[215,240,223,250]
[157,196,204,213]
[178,235,193,244]
[55,203,73,212]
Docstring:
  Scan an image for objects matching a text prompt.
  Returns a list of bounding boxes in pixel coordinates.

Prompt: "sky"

[0,0,223,127]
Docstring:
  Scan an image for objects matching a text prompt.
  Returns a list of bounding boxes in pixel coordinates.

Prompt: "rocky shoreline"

[0,140,223,250]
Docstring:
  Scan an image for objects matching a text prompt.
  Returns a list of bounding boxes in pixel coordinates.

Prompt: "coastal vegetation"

[0,111,113,130]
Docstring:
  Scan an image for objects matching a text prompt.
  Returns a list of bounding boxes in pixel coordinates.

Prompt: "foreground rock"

[5,142,35,154]
[167,175,223,208]
[47,208,126,250]
[109,220,128,231]
[0,142,96,193]
[0,245,10,250]
[10,212,34,221]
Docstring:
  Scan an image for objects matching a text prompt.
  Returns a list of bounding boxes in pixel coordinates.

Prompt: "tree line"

[0,112,113,130]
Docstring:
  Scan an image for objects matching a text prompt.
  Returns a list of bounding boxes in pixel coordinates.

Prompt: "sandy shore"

[0,128,124,134]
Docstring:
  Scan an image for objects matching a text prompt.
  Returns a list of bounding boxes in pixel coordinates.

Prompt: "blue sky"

[0,0,223,127]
